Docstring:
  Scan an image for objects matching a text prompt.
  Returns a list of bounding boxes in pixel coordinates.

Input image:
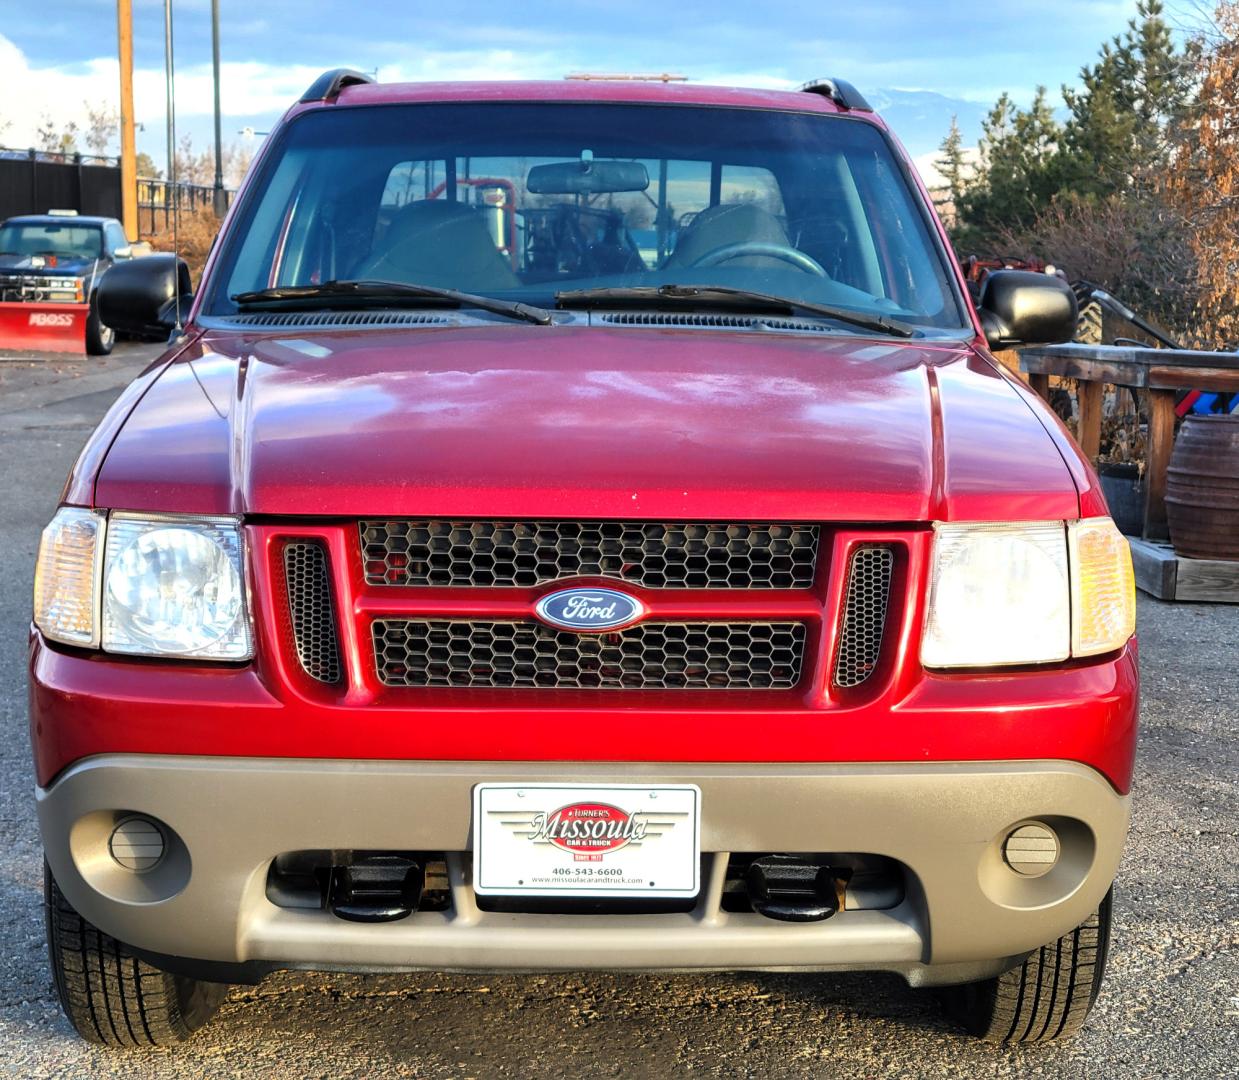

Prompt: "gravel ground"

[0,345,1236,1078]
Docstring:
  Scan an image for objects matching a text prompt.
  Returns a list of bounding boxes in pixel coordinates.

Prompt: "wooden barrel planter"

[1166,415,1239,560]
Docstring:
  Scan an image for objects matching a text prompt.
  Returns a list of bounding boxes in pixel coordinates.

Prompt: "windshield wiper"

[556,283,915,338]
[232,279,554,326]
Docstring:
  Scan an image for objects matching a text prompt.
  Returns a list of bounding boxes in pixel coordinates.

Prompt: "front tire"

[943,888,1113,1042]
[44,861,229,1046]
[85,294,115,355]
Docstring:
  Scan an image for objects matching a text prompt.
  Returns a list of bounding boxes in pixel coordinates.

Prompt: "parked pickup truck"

[30,71,1137,1047]
[0,211,136,353]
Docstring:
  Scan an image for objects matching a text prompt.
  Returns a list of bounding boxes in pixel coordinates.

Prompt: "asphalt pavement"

[0,344,1235,1078]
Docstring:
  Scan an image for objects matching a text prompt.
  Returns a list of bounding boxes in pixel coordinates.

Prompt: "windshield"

[0,222,102,261]
[206,103,967,332]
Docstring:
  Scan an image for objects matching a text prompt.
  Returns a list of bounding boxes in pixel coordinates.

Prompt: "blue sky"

[0,0,1172,169]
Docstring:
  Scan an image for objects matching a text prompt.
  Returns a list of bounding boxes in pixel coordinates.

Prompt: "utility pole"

[211,0,226,217]
[116,0,138,241]
[164,0,176,208]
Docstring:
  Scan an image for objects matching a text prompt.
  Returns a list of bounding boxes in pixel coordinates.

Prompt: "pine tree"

[952,0,1191,252]
[933,115,968,222]
[1059,0,1189,197]
[955,89,1061,244]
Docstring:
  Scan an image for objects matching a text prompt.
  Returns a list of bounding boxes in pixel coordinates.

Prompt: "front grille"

[832,545,894,689]
[360,520,820,590]
[284,542,343,684]
[372,620,807,690]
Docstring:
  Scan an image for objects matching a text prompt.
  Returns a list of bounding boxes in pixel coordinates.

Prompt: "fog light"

[1002,822,1059,876]
[108,816,165,871]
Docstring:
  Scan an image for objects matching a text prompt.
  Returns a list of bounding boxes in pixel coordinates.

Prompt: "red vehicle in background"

[30,73,1137,1047]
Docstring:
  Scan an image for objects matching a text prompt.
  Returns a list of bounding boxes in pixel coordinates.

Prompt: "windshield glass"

[206,103,967,331]
[0,222,102,260]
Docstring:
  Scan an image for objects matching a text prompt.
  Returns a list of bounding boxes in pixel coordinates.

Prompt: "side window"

[105,222,129,256]
[851,153,952,318]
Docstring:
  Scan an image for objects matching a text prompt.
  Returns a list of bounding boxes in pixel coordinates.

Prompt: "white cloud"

[0,32,568,154]
[0,31,805,158]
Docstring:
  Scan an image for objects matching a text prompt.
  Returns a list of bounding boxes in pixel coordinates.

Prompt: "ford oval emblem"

[534,587,645,633]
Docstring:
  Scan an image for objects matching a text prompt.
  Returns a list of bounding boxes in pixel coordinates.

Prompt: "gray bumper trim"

[37,756,1129,984]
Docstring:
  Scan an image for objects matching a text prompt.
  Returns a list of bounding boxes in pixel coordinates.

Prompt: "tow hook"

[326,855,425,922]
[744,855,848,922]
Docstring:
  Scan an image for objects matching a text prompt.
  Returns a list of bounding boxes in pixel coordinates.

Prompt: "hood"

[0,253,100,275]
[91,324,1080,522]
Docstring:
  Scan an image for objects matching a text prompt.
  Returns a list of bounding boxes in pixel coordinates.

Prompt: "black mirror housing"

[977,270,1078,350]
[97,254,193,341]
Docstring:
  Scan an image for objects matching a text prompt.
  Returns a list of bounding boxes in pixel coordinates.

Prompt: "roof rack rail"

[799,78,873,113]
[300,68,375,104]
[565,72,688,82]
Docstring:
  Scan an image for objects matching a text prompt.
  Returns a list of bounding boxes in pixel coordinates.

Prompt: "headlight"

[103,514,251,658]
[921,518,1135,668]
[922,521,1070,668]
[33,507,105,647]
[32,508,252,660]
[47,276,85,301]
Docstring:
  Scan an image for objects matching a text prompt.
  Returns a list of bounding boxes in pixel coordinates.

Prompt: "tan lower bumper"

[37,756,1129,985]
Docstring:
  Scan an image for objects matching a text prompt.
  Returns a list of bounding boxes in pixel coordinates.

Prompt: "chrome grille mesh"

[832,546,894,689]
[372,620,807,690]
[360,520,820,589]
[284,542,343,684]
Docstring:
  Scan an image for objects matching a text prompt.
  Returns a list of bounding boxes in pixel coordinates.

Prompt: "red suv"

[31,72,1137,1047]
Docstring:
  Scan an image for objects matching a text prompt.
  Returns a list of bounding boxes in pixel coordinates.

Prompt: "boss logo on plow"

[29,312,75,327]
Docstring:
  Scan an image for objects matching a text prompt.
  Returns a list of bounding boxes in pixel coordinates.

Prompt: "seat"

[354,200,520,291]
[662,203,792,271]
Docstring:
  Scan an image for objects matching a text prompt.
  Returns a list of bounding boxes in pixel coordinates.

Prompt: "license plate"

[472,783,701,898]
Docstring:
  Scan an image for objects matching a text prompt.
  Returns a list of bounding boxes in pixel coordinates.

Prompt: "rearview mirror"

[97,253,193,340]
[527,159,650,195]
[977,270,1078,350]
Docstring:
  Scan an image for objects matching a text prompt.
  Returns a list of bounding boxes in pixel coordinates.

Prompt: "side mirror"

[113,245,133,259]
[97,253,193,340]
[977,270,1078,350]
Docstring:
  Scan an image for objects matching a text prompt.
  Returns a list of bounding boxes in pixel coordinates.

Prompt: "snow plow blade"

[0,302,88,353]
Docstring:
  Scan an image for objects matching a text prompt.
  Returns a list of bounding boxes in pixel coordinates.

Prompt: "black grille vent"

[360,520,820,590]
[598,312,836,333]
[222,310,453,328]
[372,620,807,690]
[284,542,343,684]
[833,546,894,689]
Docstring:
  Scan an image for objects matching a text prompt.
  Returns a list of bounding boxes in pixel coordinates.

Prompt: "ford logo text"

[534,587,645,632]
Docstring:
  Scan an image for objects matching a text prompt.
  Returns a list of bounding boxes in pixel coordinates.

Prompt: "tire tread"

[44,863,227,1046]
[948,889,1112,1043]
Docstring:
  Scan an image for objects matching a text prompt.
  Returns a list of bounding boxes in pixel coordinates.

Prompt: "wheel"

[44,861,230,1046]
[85,294,115,355]
[942,888,1113,1043]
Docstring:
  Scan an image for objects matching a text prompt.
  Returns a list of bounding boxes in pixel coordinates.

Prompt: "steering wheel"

[686,241,828,276]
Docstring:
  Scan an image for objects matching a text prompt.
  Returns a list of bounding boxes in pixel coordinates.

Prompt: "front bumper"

[38,755,1129,986]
